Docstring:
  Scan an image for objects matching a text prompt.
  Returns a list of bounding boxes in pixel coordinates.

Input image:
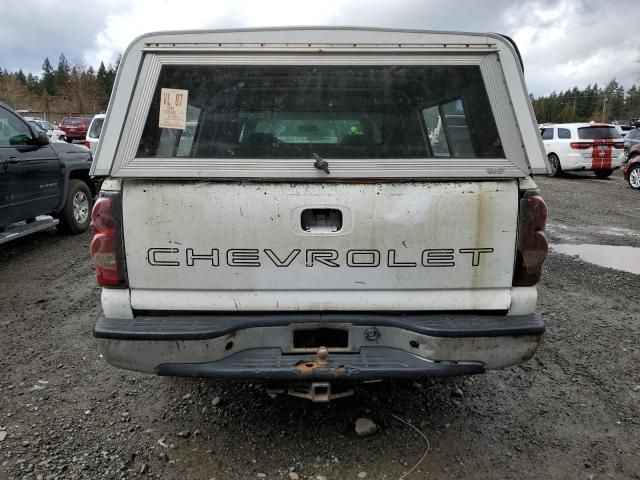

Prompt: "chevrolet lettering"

[146,247,495,268]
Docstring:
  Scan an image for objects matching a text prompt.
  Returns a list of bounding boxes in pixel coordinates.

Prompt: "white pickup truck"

[90,28,549,401]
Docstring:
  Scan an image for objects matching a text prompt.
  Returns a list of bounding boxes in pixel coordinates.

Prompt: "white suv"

[541,123,624,178]
[23,117,66,142]
[85,114,106,155]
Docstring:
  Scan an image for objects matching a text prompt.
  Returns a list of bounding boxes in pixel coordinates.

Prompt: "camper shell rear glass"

[138,64,505,160]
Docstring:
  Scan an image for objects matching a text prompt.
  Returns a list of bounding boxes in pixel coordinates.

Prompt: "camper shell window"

[138,64,505,160]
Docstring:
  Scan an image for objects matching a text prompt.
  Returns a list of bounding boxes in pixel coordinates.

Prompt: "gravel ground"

[1,170,639,480]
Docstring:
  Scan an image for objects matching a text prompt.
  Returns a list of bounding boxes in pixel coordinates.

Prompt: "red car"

[58,117,92,142]
[623,143,640,189]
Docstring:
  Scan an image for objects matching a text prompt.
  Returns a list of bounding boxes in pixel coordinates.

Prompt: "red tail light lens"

[513,192,548,286]
[570,142,591,150]
[90,193,127,287]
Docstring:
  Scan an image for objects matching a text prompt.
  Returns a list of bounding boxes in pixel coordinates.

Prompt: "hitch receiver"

[287,382,353,402]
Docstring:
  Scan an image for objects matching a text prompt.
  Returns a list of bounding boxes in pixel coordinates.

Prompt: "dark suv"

[0,103,96,243]
[623,128,640,158]
[624,143,640,189]
[58,117,92,142]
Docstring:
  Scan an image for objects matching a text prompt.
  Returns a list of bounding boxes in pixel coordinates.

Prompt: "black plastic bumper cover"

[156,347,485,381]
[94,312,544,340]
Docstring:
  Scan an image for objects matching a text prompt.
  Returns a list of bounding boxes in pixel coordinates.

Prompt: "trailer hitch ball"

[316,346,329,365]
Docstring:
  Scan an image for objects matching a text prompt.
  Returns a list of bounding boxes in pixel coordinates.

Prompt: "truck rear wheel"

[58,180,92,234]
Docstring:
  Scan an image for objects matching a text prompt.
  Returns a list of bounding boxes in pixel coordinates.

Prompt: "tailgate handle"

[301,209,343,233]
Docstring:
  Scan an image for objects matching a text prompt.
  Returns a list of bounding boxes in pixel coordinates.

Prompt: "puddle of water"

[552,244,640,275]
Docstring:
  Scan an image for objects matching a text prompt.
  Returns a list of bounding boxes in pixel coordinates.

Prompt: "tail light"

[513,191,548,286]
[83,141,91,149]
[570,142,591,150]
[90,192,127,287]
[571,141,623,150]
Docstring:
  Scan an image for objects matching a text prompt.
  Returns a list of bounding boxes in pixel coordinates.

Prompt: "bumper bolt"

[364,327,380,341]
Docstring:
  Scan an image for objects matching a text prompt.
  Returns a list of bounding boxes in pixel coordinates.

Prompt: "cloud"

[0,0,637,95]
[504,0,639,94]
[84,0,348,67]
[0,0,125,72]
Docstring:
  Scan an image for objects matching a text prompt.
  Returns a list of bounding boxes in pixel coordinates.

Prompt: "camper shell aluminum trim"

[91,27,548,178]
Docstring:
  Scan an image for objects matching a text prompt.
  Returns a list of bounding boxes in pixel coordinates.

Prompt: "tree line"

[531,79,640,125]
[2,55,638,124]
[0,53,120,115]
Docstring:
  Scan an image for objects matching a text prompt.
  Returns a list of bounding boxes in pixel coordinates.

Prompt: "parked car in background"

[614,124,633,138]
[623,128,640,160]
[623,143,640,189]
[84,114,105,154]
[58,117,91,142]
[540,123,624,178]
[24,117,66,142]
[0,102,96,244]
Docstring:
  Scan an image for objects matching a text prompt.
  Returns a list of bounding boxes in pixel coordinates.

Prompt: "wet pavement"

[1,170,640,480]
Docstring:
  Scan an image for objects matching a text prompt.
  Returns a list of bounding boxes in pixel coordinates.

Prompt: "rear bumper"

[560,152,624,171]
[95,313,544,381]
[62,132,86,139]
[157,347,486,381]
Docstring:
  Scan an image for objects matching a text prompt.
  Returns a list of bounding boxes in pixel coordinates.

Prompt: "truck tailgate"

[122,180,518,311]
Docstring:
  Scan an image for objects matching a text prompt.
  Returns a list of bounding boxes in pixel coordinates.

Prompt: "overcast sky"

[0,0,637,96]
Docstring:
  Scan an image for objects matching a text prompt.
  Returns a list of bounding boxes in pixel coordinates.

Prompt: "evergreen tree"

[25,73,40,92]
[96,61,106,81]
[578,84,595,120]
[531,81,640,124]
[603,79,624,121]
[16,69,27,85]
[557,102,574,123]
[55,53,70,91]
[568,87,580,120]
[627,85,640,121]
[42,57,55,95]
[96,61,109,98]
[104,56,120,100]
